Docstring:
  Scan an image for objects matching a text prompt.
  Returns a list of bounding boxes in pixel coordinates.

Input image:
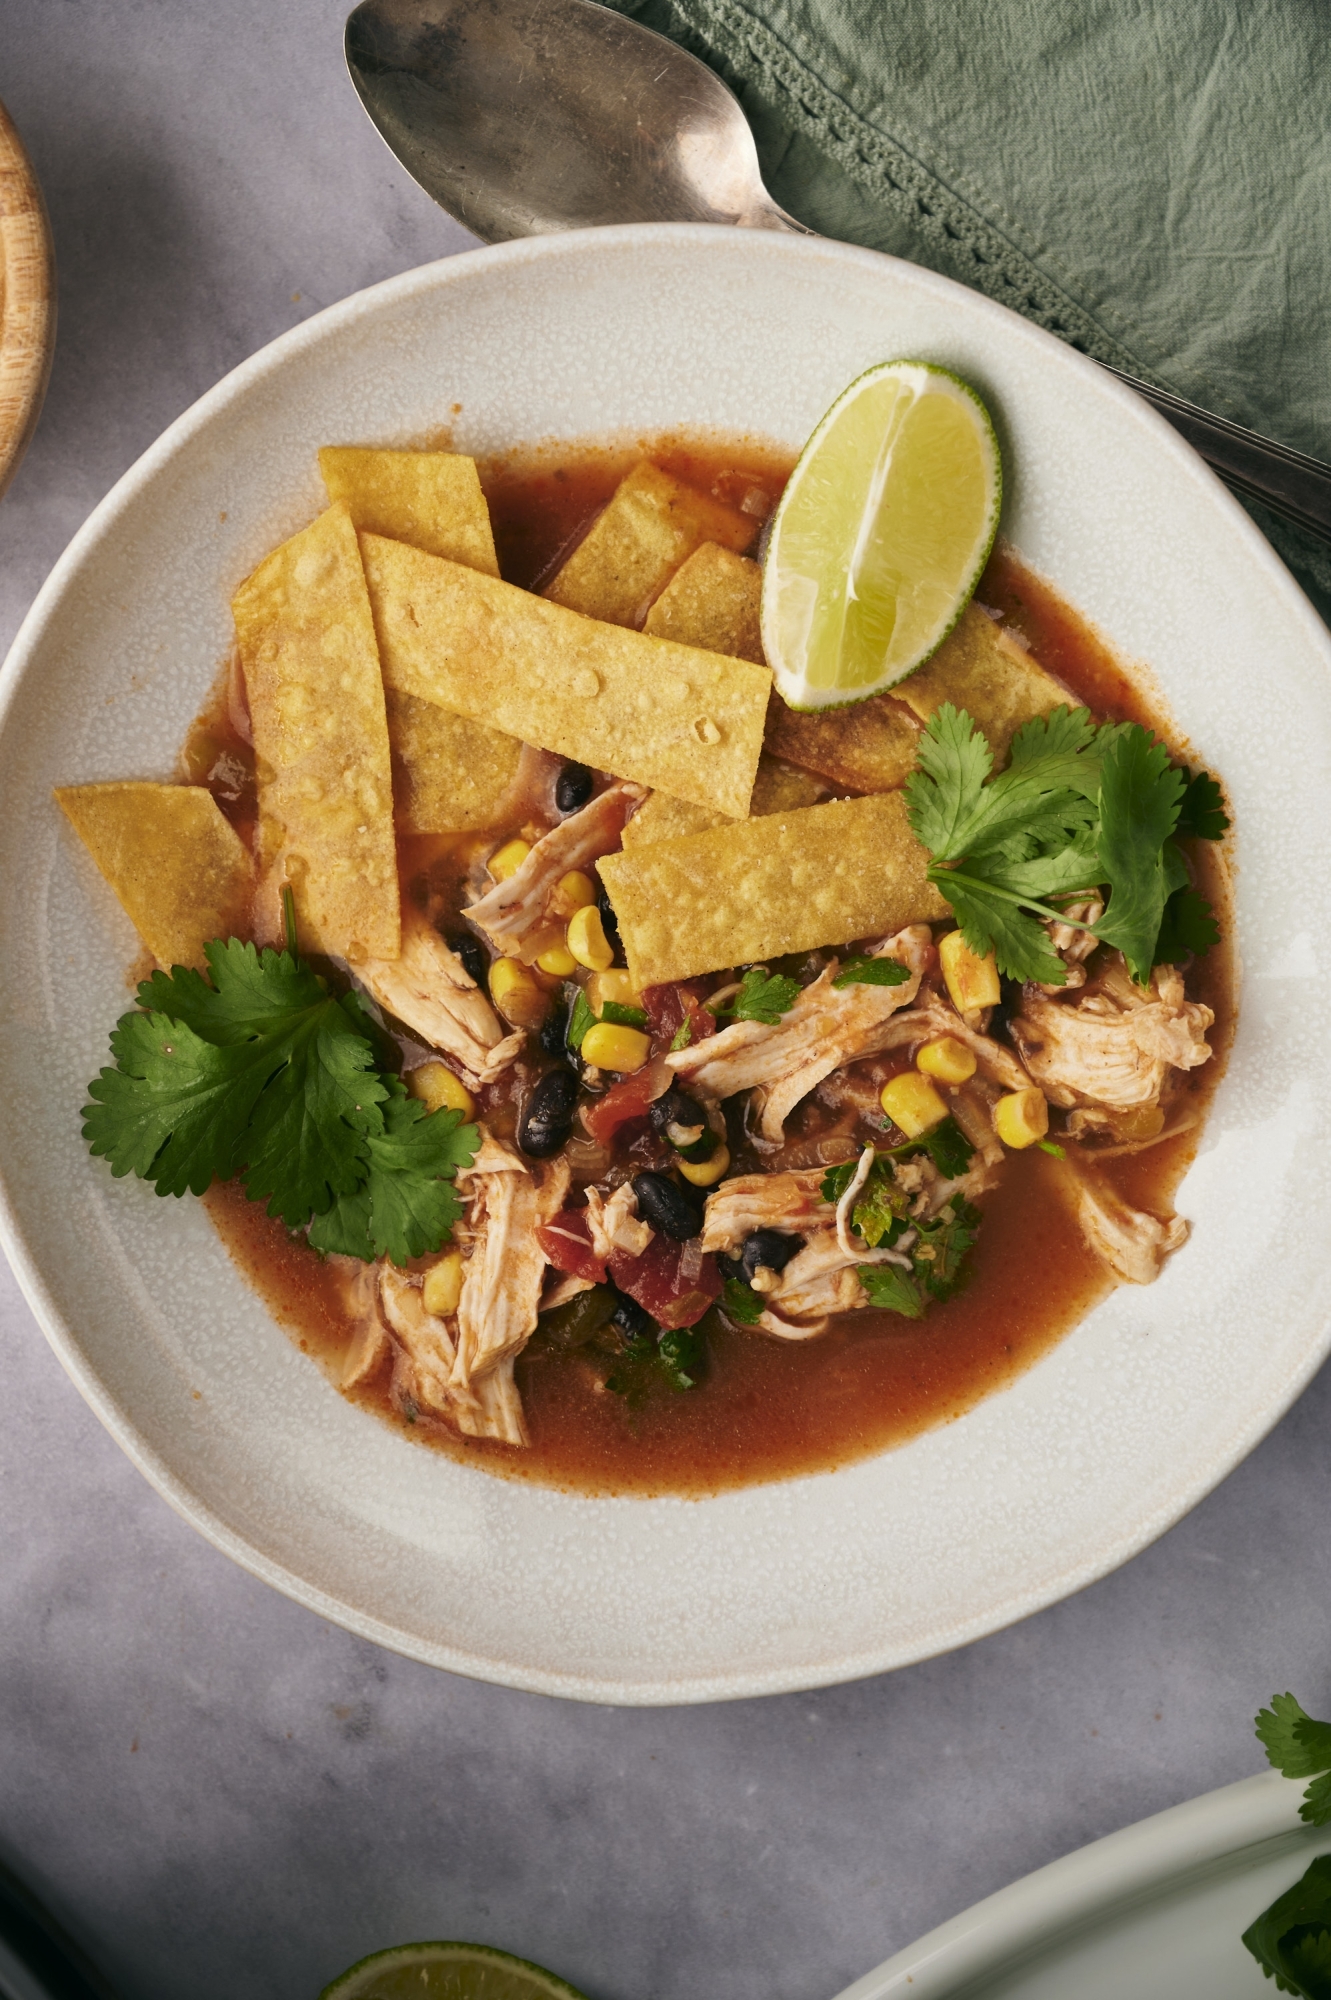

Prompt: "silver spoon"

[346,0,1331,548]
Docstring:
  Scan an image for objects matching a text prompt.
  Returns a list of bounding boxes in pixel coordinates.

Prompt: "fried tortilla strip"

[895,602,1067,762]
[55,781,253,971]
[764,689,921,793]
[545,462,755,628]
[621,757,825,850]
[233,503,399,961]
[386,688,523,834]
[598,792,948,988]
[318,447,499,574]
[360,533,770,817]
[643,543,765,661]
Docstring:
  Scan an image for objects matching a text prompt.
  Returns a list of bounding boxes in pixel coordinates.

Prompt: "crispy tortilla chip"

[360,533,769,818]
[55,782,253,971]
[318,448,499,575]
[598,792,948,988]
[233,504,400,961]
[896,602,1067,761]
[387,689,523,834]
[643,543,765,662]
[765,689,921,793]
[622,756,826,850]
[545,462,755,628]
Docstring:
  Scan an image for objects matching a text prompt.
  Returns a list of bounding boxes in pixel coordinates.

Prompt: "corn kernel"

[938,930,1001,1014]
[993,1087,1049,1149]
[678,1141,730,1187]
[536,942,579,977]
[549,869,598,918]
[587,968,641,1014]
[880,1071,948,1138]
[916,1035,977,1085]
[406,1059,475,1121]
[488,836,532,882]
[581,1021,651,1072]
[489,956,546,1030]
[421,1250,464,1318]
[567,903,614,971]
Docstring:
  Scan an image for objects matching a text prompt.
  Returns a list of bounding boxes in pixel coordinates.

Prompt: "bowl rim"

[3,222,1329,1703]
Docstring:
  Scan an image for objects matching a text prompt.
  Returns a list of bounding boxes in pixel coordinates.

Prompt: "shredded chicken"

[755,1231,873,1338]
[1055,1157,1188,1284]
[700,1168,835,1254]
[357,907,523,1088]
[667,925,933,1142]
[1036,898,1104,993]
[583,1180,653,1261]
[451,1135,570,1395]
[341,1264,391,1389]
[463,781,645,959]
[1011,958,1213,1111]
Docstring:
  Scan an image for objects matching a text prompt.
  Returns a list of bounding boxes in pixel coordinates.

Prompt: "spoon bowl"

[345,0,808,241]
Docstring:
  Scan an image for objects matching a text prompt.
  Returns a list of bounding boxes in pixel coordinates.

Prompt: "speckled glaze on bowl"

[1,227,1327,1704]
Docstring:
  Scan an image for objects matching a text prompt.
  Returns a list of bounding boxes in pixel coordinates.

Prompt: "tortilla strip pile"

[232,503,400,961]
[360,532,770,818]
[55,781,254,972]
[894,602,1067,760]
[643,543,765,662]
[385,688,523,834]
[545,462,755,628]
[598,792,948,989]
[622,757,825,850]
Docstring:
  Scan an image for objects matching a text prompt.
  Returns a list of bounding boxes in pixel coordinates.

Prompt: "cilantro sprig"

[709,967,801,1026]
[83,937,477,1264]
[820,1130,980,1319]
[1244,1693,1331,1995]
[832,957,912,990]
[904,703,1227,984]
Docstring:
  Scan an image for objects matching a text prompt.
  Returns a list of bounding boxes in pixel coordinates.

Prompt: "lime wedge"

[319,1940,592,2000]
[761,360,1001,710]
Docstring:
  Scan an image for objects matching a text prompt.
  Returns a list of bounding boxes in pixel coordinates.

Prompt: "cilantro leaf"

[1176,769,1230,841]
[657,1324,705,1390]
[722,1276,765,1325]
[913,1198,980,1301]
[941,868,1070,985]
[858,1263,926,1318]
[715,968,800,1026]
[1094,724,1185,984]
[1154,881,1220,965]
[309,1094,477,1265]
[903,705,994,857]
[1242,1854,1331,1998]
[832,957,911,989]
[85,945,387,1216]
[1257,1694,1331,1802]
[919,1117,974,1181]
[599,1000,648,1029]
[669,1017,693,1052]
[566,988,597,1051]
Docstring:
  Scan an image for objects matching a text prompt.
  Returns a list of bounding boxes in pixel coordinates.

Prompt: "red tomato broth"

[196,433,1235,1498]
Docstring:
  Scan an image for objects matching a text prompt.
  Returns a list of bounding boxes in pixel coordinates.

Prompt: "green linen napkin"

[605,0,1331,624]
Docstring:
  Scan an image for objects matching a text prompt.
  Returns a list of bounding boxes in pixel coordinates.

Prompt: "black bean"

[610,1291,657,1346]
[741,1229,805,1280]
[648,1084,708,1140]
[518,1067,579,1158]
[445,929,488,987]
[632,1170,699,1242]
[987,975,1025,1045]
[539,992,578,1066]
[597,880,623,962]
[555,761,594,814]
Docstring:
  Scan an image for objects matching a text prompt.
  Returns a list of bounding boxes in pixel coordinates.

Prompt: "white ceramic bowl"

[2,227,1328,1704]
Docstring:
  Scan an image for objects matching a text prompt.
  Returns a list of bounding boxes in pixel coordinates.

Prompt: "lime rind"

[761,359,1002,713]
[319,1939,592,2000]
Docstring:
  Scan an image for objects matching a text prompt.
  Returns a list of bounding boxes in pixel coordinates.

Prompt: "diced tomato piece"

[582,1064,666,1144]
[642,979,717,1049]
[535,1209,606,1284]
[608,1234,722,1329]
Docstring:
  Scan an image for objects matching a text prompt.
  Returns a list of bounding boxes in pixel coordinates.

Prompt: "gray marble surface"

[1,5,1328,1997]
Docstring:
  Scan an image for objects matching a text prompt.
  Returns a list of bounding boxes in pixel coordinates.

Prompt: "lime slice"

[761,360,1001,711]
[319,1940,592,2000]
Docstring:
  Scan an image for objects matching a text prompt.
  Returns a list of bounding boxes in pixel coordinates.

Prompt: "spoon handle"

[1102,368,1331,544]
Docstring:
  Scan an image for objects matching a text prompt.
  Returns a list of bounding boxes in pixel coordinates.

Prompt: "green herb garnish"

[669,1017,693,1052]
[599,1000,649,1029]
[1243,1693,1331,1996]
[832,957,912,989]
[566,988,597,1050]
[83,938,477,1264]
[710,967,801,1025]
[904,703,1226,985]
[722,1276,765,1325]
[1257,1694,1331,1826]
